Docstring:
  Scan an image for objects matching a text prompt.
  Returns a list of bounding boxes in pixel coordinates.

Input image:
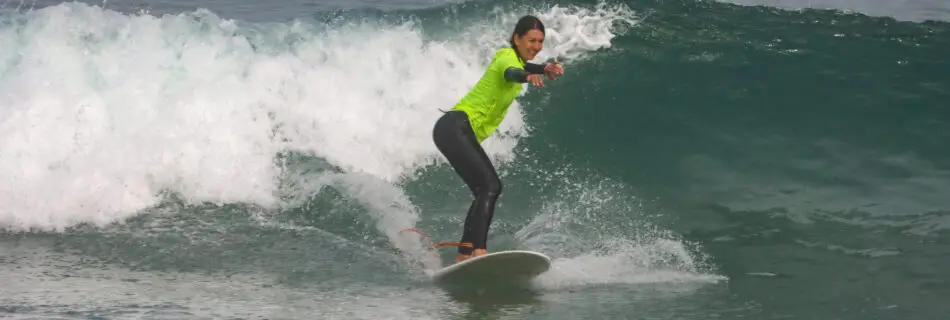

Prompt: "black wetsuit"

[432,62,547,254]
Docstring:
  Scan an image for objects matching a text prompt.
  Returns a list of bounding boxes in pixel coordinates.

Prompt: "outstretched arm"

[505,67,548,87]
[503,62,551,83]
[524,62,546,74]
[504,67,530,83]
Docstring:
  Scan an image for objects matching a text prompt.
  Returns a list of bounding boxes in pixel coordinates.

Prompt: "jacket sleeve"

[504,67,529,83]
[524,62,546,74]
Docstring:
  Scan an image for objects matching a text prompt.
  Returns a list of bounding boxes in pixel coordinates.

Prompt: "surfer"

[432,15,564,263]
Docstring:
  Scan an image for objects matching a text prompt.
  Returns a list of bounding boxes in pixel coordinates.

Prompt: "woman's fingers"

[528,75,545,87]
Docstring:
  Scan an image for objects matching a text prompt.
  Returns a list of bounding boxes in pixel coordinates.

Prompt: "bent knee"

[480,178,503,197]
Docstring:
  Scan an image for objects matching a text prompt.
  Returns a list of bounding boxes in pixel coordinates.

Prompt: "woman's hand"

[527,74,545,87]
[544,62,564,80]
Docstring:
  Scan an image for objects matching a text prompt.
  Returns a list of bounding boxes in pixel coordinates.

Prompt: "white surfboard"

[432,250,551,285]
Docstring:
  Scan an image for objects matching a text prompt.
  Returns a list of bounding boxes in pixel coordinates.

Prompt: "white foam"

[513,170,727,288]
[531,3,640,62]
[0,2,638,238]
[535,239,727,289]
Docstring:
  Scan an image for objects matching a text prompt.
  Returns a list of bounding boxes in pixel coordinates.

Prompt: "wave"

[0,1,637,235]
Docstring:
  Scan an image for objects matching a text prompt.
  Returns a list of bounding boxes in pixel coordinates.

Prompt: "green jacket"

[451,48,525,142]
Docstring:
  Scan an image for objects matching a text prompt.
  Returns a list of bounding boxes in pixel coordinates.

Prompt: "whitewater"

[0,2,634,233]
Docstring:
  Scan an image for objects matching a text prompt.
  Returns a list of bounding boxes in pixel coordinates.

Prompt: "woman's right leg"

[432,111,503,258]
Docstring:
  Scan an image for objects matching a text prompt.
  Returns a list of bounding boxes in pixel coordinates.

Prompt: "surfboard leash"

[399,228,472,252]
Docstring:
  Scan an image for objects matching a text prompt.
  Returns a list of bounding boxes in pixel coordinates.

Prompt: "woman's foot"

[454,249,488,263]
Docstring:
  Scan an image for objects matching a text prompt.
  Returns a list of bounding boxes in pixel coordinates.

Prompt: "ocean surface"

[2,0,948,318]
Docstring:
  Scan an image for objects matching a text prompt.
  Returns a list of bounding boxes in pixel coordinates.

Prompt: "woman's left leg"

[431,111,503,260]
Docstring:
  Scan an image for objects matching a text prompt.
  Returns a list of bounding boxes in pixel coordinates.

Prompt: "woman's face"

[514,29,544,61]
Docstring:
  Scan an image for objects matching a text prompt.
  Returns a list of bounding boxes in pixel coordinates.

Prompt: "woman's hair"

[509,15,545,58]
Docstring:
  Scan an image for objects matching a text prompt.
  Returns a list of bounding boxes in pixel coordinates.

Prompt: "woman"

[432,15,564,263]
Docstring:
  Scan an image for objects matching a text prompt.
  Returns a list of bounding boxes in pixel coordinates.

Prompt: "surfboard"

[432,250,551,285]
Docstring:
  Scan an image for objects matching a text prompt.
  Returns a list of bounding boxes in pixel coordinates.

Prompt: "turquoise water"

[2,0,948,318]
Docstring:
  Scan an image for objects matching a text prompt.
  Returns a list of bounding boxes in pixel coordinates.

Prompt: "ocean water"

[1,0,948,319]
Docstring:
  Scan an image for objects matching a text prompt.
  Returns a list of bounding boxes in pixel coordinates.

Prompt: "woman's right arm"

[504,67,544,87]
[503,67,529,83]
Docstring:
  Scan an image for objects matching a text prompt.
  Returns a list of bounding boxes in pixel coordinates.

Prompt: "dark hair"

[509,15,545,61]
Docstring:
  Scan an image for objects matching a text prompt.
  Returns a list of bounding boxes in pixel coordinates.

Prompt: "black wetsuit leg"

[432,110,503,255]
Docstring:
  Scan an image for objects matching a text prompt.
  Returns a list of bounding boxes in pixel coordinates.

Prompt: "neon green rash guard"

[451,48,528,143]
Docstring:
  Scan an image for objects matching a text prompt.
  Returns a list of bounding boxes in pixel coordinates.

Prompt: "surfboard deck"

[432,250,551,285]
